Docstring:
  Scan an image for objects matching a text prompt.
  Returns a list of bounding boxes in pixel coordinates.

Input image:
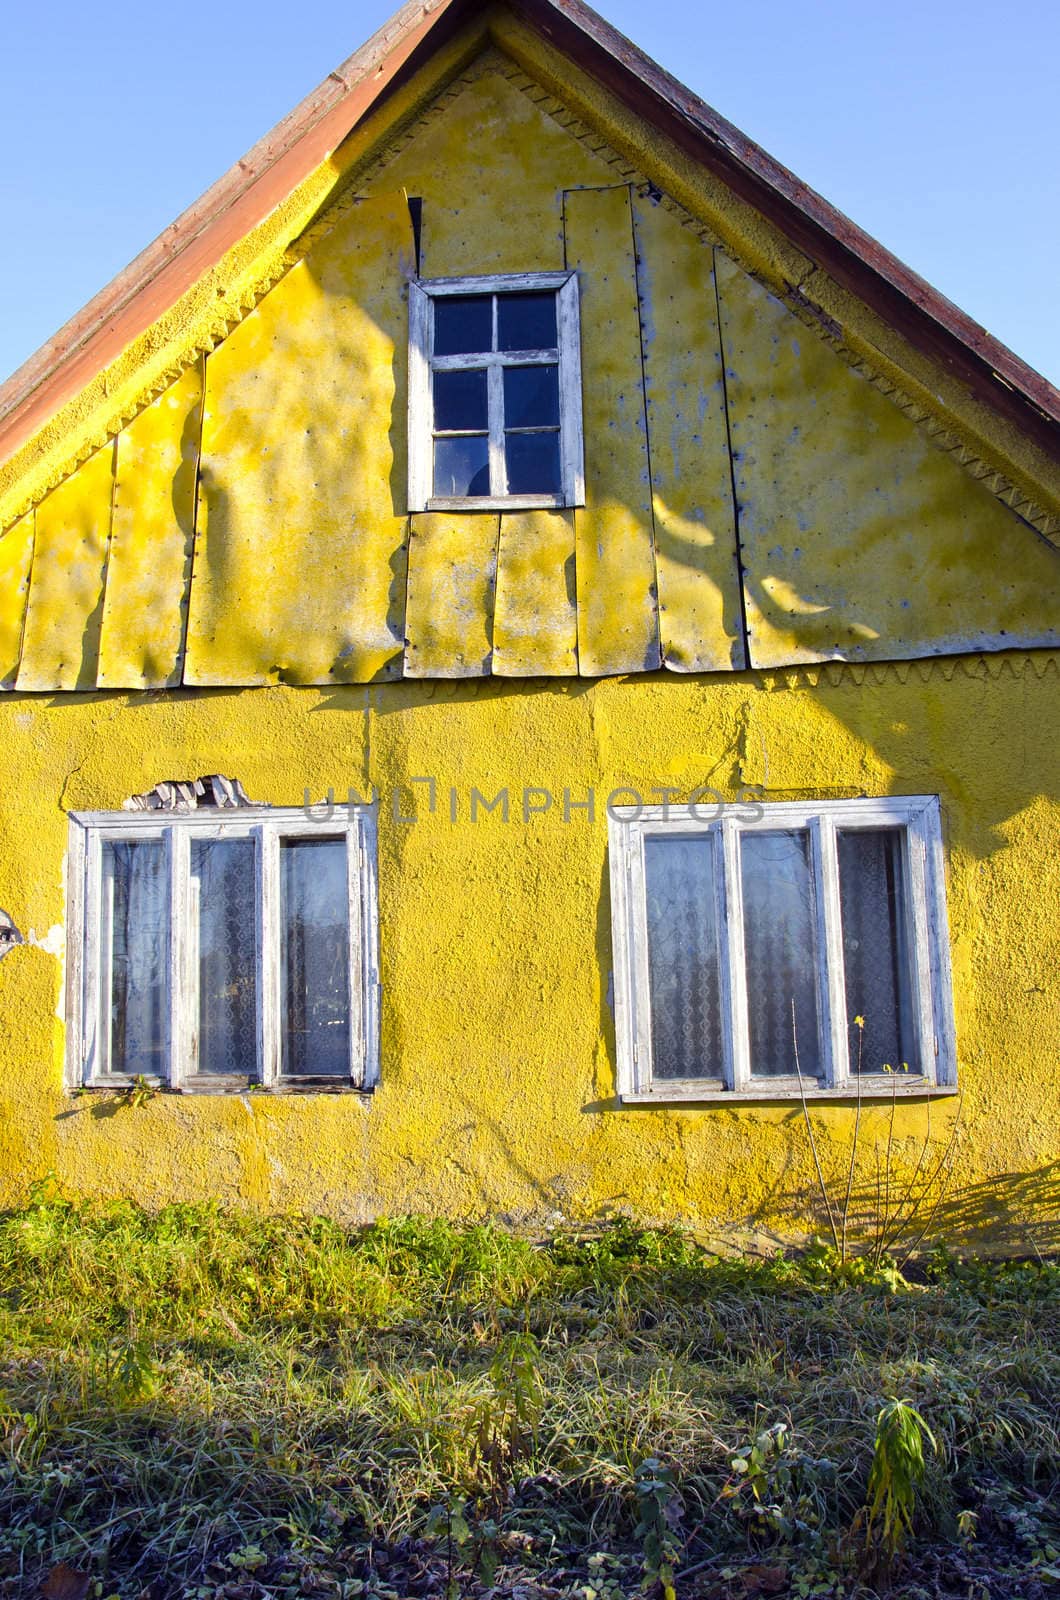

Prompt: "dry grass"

[0,1196,1057,1598]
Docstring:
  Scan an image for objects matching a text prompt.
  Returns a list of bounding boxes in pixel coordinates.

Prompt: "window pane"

[433,294,492,355]
[497,292,556,351]
[281,839,351,1077]
[103,840,167,1077]
[644,837,723,1080]
[740,830,822,1078]
[434,368,488,432]
[505,431,560,495]
[191,838,257,1077]
[838,829,917,1073]
[434,435,490,496]
[503,364,559,428]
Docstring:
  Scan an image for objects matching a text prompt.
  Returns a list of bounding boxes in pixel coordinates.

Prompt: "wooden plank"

[97,363,203,688]
[716,251,1060,666]
[632,198,744,671]
[562,185,659,676]
[184,192,414,686]
[403,511,499,677]
[0,514,34,688]
[17,444,114,691]
[492,508,578,675]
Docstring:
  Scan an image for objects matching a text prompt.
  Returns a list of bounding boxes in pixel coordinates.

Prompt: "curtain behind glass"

[191,837,257,1076]
[740,830,821,1078]
[281,838,351,1077]
[103,840,167,1077]
[837,829,916,1072]
[644,836,723,1079]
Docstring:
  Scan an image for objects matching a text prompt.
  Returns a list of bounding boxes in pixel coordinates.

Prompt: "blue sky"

[1,0,1058,389]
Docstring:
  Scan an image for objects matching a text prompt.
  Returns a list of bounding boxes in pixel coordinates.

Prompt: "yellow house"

[0,0,1057,1246]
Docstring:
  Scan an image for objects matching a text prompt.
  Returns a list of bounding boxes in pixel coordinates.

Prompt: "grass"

[0,1195,1057,1599]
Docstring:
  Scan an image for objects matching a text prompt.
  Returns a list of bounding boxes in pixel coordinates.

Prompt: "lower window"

[67,806,378,1091]
[608,796,956,1099]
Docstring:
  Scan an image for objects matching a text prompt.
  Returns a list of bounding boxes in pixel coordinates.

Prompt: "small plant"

[863,1399,938,1571]
[118,1074,157,1110]
[723,1421,835,1545]
[633,1457,682,1600]
[425,1496,472,1600]
[468,1331,542,1510]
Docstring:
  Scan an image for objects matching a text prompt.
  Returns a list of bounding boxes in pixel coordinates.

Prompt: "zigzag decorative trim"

[755,651,1059,695]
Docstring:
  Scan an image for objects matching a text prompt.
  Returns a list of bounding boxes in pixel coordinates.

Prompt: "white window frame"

[408,271,584,512]
[608,795,957,1103]
[65,805,379,1093]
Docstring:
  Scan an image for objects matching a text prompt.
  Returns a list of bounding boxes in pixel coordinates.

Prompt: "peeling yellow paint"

[0,657,1055,1241]
[98,362,203,688]
[564,183,659,676]
[185,193,414,686]
[0,514,33,687]
[716,252,1060,666]
[404,510,500,676]
[17,443,113,691]
[632,196,742,671]
[492,509,578,676]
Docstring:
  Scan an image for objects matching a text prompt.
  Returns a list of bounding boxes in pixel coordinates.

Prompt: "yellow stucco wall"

[0,654,1056,1245]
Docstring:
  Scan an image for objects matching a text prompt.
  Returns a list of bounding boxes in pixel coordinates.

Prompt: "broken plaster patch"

[124,774,254,812]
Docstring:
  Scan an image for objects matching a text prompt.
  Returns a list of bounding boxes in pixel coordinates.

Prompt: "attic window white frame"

[608,795,958,1103]
[407,272,584,512]
[65,806,379,1094]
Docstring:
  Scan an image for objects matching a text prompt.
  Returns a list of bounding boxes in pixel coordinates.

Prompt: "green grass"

[0,1195,1057,1599]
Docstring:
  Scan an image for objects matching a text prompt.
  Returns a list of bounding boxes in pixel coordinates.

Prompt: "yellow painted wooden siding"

[184,193,414,686]
[17,444,114,691]
[716,251,1060,667]
[564,185,660,676]
[404,512,500,676]
[97,363,203,688]
[632,198,744,671]
[0,515,33,688]
[2,59,1056,694]
[492,509,578,675]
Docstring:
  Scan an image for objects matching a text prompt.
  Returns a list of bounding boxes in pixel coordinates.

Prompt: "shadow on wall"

[771,1158,1060,1259]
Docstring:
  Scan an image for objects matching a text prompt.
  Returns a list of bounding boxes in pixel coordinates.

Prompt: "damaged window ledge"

[620,1081,959,1106]
[71,1080,375,1098]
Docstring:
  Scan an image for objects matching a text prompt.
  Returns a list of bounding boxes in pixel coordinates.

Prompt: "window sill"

[422,495,579,513]
[76,1080,375,1098]
[620,1081,958,1106]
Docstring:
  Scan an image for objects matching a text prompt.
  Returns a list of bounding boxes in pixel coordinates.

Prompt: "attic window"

[408,273,584,511]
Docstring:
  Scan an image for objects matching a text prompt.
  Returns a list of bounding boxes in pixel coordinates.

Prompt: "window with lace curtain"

[66,806,378,1091]
[607,796,957,1100]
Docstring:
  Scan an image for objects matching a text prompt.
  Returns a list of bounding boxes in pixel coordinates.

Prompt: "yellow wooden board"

[383,67,618,278]
[0,515,34,688]
[492,509,578,676]
[563,185,660,676]
[98,363,203,688]
[404,512,500,676]
[716,251,1060,667]
[632,199,744,671]
[17,444,114,691]
[185,192,414,686]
